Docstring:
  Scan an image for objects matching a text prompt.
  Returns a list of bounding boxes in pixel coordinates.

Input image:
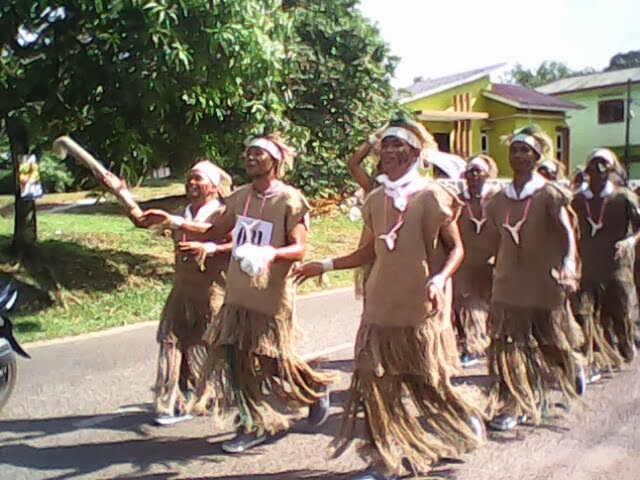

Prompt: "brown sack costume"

[332,182,483,476]
[571,184,640,370]
[155,199,230,417]
[485,178,583,423]
[208,183,334,435]
[453,186,497,357]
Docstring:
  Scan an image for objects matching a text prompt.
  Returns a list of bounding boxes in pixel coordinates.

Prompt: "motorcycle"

[0,284,30,412]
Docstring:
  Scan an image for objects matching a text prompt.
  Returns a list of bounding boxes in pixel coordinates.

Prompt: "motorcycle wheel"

[0,357,16,411]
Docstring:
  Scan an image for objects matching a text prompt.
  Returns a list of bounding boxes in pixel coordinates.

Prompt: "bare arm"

[347,141,376,192]
[434,221,464,281]
[273,223,307,263]
[139,208,235,238]
[291,227,376,284]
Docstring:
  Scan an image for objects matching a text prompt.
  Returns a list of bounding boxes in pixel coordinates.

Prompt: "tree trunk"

[6,117,37,257]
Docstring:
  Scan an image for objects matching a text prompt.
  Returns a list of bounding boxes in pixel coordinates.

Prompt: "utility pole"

[624,79,632,169]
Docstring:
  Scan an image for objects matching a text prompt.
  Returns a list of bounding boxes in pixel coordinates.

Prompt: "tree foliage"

[282,0,396,197]
[502,60,595,89]
[0,0,396,197]
[605,50,640,71]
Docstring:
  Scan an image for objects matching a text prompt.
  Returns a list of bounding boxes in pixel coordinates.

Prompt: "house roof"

[398,63,505,104]
[537,67,640,95]
[483,83,583,111]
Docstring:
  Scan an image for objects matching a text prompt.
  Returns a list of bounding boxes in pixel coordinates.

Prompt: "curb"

[24,286,354,349]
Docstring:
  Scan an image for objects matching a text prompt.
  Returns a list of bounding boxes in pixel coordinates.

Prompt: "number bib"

[232,215,274,255]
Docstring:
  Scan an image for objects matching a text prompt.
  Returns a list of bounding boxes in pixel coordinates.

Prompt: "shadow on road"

[0,436,224,480]
[0,409,156,440]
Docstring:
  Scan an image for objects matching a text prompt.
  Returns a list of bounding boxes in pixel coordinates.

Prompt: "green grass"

[0,209,362,343]
[0,178,186,212]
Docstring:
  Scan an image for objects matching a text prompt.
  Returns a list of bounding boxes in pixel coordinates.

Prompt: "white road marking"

[301,342,354,361]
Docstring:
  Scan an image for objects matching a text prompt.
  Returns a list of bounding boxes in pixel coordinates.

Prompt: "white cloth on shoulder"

[375,163,427,212]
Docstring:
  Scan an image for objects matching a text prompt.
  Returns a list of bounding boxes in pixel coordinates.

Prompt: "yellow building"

[399,64,583,176]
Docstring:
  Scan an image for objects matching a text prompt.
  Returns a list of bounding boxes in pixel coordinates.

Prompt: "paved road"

[0,289,639,480]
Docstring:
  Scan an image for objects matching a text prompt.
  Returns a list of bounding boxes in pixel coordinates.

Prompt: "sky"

[358,0,640,88]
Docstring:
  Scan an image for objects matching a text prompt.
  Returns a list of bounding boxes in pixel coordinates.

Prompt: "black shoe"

[460,352,479,368]
[307,388,331,427]
[351,467,398,480]
[221,430,267,454]
[488,413,524,432]
[587,368,602,384]
[575,364,586,396]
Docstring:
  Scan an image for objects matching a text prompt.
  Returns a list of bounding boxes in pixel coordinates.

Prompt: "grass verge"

[0,207,362,343]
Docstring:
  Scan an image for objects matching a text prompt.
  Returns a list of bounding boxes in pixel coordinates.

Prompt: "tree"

[0,0,294,254]
[281,0,397,197]
[605,50,640,71]
[502,60,595,89]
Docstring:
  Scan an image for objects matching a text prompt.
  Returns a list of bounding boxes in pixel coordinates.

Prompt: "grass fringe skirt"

[331,323,483,476]
[486,303,584,424]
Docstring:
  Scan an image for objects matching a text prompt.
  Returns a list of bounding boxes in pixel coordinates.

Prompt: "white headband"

[248,138,283,162]
[191,160,221,186]
[538,159,558,174]
[588,148,616,167]
[511,133,543,156]
[381,126,422,150]
[466,157,490,174]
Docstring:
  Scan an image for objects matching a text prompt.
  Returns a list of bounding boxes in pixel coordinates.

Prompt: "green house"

[398,64,582,176]
[538,67,640,177]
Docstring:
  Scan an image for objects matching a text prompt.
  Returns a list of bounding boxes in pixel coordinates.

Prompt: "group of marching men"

[135,114,640,480]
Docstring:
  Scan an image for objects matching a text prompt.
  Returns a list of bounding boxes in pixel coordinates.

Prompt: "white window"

[480,134,489,154]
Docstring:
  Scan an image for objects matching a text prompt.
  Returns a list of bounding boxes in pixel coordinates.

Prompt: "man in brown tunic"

[294,118,483,480]
[454,155,499,367]
[144,134,334,451]
[484,126,584,432]
[571,148,640,381]
[142,160,232,425]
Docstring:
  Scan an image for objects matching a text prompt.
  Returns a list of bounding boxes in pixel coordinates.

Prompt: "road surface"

[0,289,639,479]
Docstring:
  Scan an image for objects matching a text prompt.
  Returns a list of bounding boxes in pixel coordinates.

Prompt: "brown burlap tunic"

[571,186,640,369]
[333,182,482,476]
[209,183,333,435]
[155,202,230,417]
[485,182,583,423]
[453,190,496,356]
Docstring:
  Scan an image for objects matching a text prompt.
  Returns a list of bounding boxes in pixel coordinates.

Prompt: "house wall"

[405,78,570,177]
[406,76,492,159]
[555,83,640,175]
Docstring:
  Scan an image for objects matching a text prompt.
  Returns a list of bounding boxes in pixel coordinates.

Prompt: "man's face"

[509,141,539,175]
[585,157,611,184]
[186,170,215,202]
[379,136,415,177]
[464,166,488,191]
[245,146,276,179]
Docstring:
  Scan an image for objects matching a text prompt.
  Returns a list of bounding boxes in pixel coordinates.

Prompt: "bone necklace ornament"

[379,195,407,251]
[465,198,487,234]
[584,197,606,238]
[502,197,533,245]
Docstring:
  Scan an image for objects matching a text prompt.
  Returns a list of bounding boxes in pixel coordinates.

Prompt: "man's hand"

[291,262,324,286]
[139,209,173,228]
[426,282,444,315]
[615,236,637,260]
[178,241,207,258]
